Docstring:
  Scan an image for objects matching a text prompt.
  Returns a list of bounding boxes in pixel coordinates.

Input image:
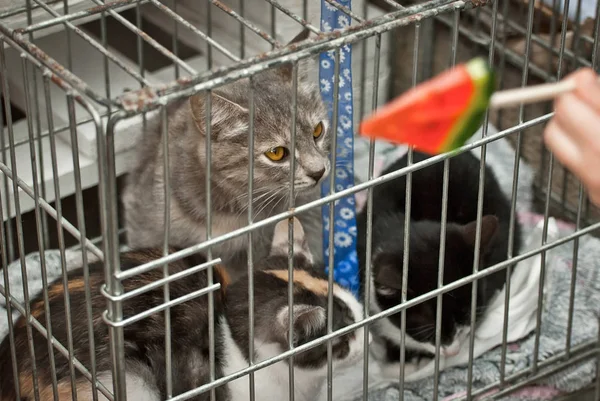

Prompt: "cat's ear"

[189,91,248,140]
[270,217,314,264]
[289,28,311,46]
[462,215,499,251]
[277,304,326,345]
[277,28,313,81]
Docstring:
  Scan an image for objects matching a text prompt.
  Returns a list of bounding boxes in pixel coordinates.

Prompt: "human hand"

[543,68,600,207]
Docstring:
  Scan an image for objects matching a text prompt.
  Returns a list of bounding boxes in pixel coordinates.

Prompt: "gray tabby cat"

[122,29,330,279]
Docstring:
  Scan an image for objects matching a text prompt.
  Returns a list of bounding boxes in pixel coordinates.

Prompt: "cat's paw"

[369,339,388,362]
[379,355,433,381]
[401,353,432,375]
[380,362,402,380]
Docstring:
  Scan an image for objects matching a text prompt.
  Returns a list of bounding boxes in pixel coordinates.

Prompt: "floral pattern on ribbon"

[319,0,359,298]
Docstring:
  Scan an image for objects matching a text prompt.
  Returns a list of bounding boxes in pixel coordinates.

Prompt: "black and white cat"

[357,150,521,373]
[0,218,365,401]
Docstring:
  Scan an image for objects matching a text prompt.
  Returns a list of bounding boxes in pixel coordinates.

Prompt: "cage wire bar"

[0,33,114,400]
[0,0,600,400]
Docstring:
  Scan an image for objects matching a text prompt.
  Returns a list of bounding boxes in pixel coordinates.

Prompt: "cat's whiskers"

[409,323,436,331]
[475,305,489,316]
[234,186,284,219]
[410,327,436,337]
[233,187,273,203]
[265,195,287,220]
[229,187,274,212]
[253,188,287,219]
[251,337,271,359]
[249,188,282,206]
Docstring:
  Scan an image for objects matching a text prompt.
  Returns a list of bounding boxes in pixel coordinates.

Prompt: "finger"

[545,120,600,206]
[543,119,584,174]
[553,92,600,148]
[579,167,600,206]
[579,156,600,205]
[589,192,600,208]
[572,68,600,114]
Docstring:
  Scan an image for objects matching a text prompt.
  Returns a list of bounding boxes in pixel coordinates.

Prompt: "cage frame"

[0,0,600,400]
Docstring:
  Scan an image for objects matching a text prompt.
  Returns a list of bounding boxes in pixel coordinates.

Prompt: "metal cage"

[1,0,600,400]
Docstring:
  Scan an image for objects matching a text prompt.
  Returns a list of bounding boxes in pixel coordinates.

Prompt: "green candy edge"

[440,57,496,154]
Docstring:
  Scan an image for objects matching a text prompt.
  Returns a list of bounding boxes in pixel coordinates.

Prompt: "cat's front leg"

[403,352,434,377]
[296,204,324,265]
[160,346,228,401]
[377,347,435,382]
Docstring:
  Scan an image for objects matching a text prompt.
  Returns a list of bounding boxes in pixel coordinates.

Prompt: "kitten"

[122,29,330,281]
[0,218,365,401]
[357,150,521,369]
[223,219,366,401]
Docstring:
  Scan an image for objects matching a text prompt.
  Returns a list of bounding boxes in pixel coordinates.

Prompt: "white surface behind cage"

[3,31,151,158]
[538,0,597,21]
[5,0,391,160]
[0,0,106,34]
[1,29,151,221]
[1,0,390,221]
[0,0,45,12]
[0,138,134,222]
[141,0,392,126]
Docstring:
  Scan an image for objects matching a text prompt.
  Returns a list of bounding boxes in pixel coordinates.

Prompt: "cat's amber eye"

[313,122,324,139]
[265,146,288,161]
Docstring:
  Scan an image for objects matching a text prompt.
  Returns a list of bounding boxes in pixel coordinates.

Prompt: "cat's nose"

[308,168,326,182]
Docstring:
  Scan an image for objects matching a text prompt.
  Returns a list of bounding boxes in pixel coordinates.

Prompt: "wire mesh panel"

[1,0,600,401]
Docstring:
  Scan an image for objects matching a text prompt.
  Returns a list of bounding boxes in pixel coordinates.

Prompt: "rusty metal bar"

[146,0,240,62]
[262,0,321,33]
[15,0,149,34]
[118,0,482,113]
[324,0,365,23]
[211,0,280,47]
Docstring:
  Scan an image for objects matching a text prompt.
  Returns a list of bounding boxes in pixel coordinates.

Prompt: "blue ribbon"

[319,0,359,298]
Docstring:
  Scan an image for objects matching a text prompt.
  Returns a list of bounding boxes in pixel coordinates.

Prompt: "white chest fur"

[368,278,438,355]
[221,319,325,401]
